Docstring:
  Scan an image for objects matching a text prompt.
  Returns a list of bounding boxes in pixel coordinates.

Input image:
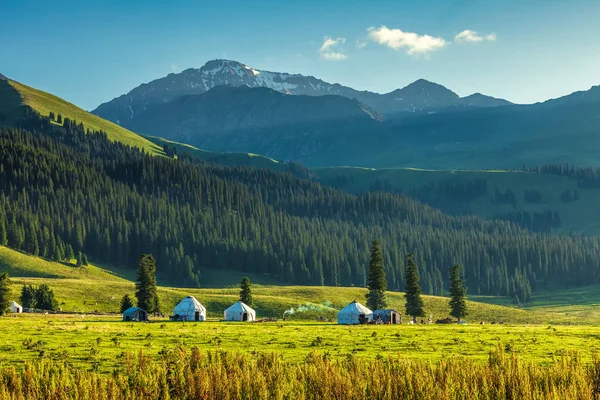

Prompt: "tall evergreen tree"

[81,253,89,266]
[135,254,160,313]
[366,240,387,310]
[240,277,253,306]
[0,273,10,315]
[20,285,37,308]
[449,264,468,322]
[0,217,7,246]
[120,294,135,313]
[35,284,58,311]
[404,254,425,323]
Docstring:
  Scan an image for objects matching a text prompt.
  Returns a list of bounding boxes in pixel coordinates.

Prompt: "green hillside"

[0,79,163,155]
[144,135,288,170]
[316,167,600,235]
[0,245,593,325]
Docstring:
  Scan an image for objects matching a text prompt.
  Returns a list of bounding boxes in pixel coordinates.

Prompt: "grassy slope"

[315,167,600,234]
[0,246,592,325]
[144,135,289,171]
[0,79,163,155]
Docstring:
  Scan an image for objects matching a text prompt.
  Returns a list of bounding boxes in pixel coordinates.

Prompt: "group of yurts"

[122,296,400,325]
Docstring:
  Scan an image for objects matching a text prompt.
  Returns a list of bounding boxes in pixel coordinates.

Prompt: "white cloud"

[356,40,367,49]
[319,37,348,61]
[455,30,497,43]
[366,25,446,55]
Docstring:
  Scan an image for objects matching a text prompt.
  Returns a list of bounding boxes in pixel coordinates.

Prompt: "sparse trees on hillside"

[240,277,253,306]
[404,254,425,323]
[366,240,387,311]
[135,254,159,313]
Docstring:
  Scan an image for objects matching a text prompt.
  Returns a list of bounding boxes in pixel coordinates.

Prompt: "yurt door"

[392,313,397,324]
[195,311,200,321]
[242,312,248,321]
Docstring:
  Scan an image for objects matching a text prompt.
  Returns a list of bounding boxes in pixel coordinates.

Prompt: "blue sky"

[2,0,600,110]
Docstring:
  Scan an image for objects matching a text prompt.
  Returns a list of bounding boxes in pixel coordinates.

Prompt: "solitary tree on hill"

[366,240,387,311]
[120,294,135,313]
[449,264,468,323]
[404,254,425,323]
[0,273,10,315]
[240,277,253,306]
[135,254,160,313]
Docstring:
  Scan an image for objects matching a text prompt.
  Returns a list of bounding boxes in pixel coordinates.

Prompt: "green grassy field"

[0,79,163,155]
[2,314,600,373]
[315,166,600,234]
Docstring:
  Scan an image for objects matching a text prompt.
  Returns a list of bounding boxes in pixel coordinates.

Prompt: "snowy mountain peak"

[92,59,512,126]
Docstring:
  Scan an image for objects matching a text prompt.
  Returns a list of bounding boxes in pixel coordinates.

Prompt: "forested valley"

[1,109,600,302]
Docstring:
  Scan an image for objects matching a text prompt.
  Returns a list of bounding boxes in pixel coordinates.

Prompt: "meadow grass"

[0,346,600,400]
[1,314,600,374]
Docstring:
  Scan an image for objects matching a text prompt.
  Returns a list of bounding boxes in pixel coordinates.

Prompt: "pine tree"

[20,285,37,308]
[0,217,7,246]
[76,251,83,267]
[366,240,387,310]
[120,294,134,313]
[0,273,10,315]
[239,277,253,306]
[404,254,425,323]
[82,253,89,266]
[64,244,75,262]
[57,114,62,124]
[49,112,55,121]
[35,284,58,311]
[135,254,159,313]
[449,264,468,322]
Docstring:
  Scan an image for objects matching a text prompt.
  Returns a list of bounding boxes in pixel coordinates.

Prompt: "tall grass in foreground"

[0,346,599,399]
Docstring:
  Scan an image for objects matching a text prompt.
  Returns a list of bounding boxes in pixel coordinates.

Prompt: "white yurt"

[223,301,256,322]
[337,300,373,325]
[173,296,206,321]
[9,302,22,313]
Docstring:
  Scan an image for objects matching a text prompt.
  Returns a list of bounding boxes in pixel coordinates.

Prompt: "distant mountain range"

[92,59,512,124]
[8,58,598,170]
[127,85,393,166]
